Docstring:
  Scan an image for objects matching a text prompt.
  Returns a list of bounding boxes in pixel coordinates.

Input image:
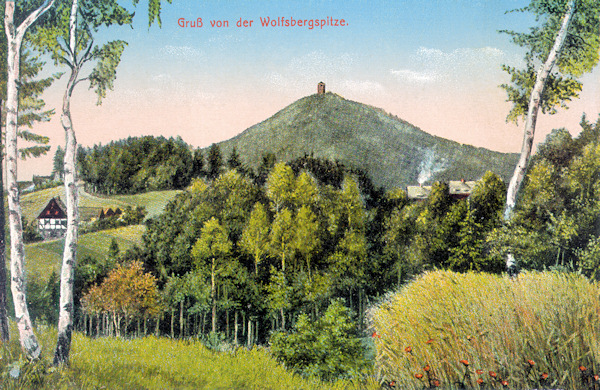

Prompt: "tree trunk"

[170,309,174,338]
[247,319,252,348]
[54,0,81,365]
[226,310,229,339]
[0,100,9,342]
[255,320,258,345]
[234,311,239,345]
[211,258,216,333]
[4,0,57,360]
[179,299,184,338]
[503,0,576,273]
[358,287,363,330]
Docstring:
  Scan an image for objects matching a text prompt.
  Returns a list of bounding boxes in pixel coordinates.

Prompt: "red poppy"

[489,371,497,378]
[405,346,412,353]
[595,375,599,382]
[460,360,469,366]
[501,380,508,387]
[477,378,484,385]
[414,373,423,379]
[476,369,483,375]
[432,380,441,387]
[424,365,431,372]
[426,339,434,344]
[527,359,535,366]
[540,373,549,380]
[580,366,587,372]
[371,331,380,338]
[390,381,396,387]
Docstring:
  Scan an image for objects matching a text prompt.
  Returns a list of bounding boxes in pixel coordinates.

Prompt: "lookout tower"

[317,81,326,95]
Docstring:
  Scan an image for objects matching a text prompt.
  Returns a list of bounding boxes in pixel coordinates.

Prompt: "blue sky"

[24,0,600,179]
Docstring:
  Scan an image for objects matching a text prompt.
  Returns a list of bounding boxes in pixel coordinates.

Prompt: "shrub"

[369,270,600,389]
[270,300,369,381]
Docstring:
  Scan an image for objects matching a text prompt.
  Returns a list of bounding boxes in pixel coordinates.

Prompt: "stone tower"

[317,81,326,95]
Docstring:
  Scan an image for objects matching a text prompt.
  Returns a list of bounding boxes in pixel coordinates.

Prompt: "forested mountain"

[215,92,519,189]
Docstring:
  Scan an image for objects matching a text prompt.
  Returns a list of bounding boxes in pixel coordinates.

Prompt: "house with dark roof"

[37,197,67,240]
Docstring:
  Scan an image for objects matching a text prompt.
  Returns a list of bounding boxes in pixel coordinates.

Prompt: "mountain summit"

[217,92,518,189]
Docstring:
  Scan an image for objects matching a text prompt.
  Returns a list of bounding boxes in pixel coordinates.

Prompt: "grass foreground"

[1,323,378,389]
[370,270,600,389]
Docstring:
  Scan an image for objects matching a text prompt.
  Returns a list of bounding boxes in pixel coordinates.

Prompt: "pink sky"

[16,1,600,181]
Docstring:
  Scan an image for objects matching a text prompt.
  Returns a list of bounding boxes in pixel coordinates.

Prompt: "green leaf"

[88,40,127,104]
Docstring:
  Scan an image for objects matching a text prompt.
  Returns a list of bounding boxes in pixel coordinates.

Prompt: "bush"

[270,300,369,381]
[369,270,600,389]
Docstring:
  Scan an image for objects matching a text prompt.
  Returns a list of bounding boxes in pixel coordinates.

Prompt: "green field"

[21,185,181,222]
[1,323,376,389]
[24,225,145,280]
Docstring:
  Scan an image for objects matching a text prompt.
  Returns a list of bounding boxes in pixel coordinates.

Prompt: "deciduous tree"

[4,0,56,360]
[240,202,270,275]
[501,0,600,271]
[191,217,232,333]
[31,0,135,365]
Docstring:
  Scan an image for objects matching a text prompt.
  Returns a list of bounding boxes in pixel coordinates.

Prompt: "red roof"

[37,198,67,219]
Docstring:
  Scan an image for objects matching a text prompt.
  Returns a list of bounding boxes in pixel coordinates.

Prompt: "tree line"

[63,153,508,345]
[70,114,600,347]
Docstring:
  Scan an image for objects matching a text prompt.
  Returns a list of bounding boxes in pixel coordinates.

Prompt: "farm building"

[448,180,477,200]
[37,197,67,240]
[98,207,122,219]
[407,180,477,201]
[406,185,432,200]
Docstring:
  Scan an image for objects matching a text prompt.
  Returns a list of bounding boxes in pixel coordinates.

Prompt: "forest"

[39,114,596,353]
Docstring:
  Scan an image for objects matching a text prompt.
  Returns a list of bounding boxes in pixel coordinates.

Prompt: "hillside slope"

[217,92,518,188]
[20,187,180,280]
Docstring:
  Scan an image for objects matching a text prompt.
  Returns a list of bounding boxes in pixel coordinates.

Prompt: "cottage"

[407,180,477,201]
[37,197,67,240]
[406,185,432,200]
[449,180,477,200]
[98,207,123,219]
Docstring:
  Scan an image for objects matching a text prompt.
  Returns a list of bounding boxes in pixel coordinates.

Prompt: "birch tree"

[1,6,58,342]
[4,0,56,360]
[501,0,600,272]
[191,217,232,333]
[31,0,134,365]
[31,0,172,365]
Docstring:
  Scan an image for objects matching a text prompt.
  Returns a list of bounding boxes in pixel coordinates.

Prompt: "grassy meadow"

[20,185,181,221]
[24,225,145,280]
[0,323,377,389]
[370,270,600,389]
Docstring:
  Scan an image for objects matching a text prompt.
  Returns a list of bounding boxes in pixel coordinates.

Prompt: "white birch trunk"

[504,0,576,271]
[54,0,80,365]
[4,0,55,360]
[504,1,576,219]
[0,100,9,342]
